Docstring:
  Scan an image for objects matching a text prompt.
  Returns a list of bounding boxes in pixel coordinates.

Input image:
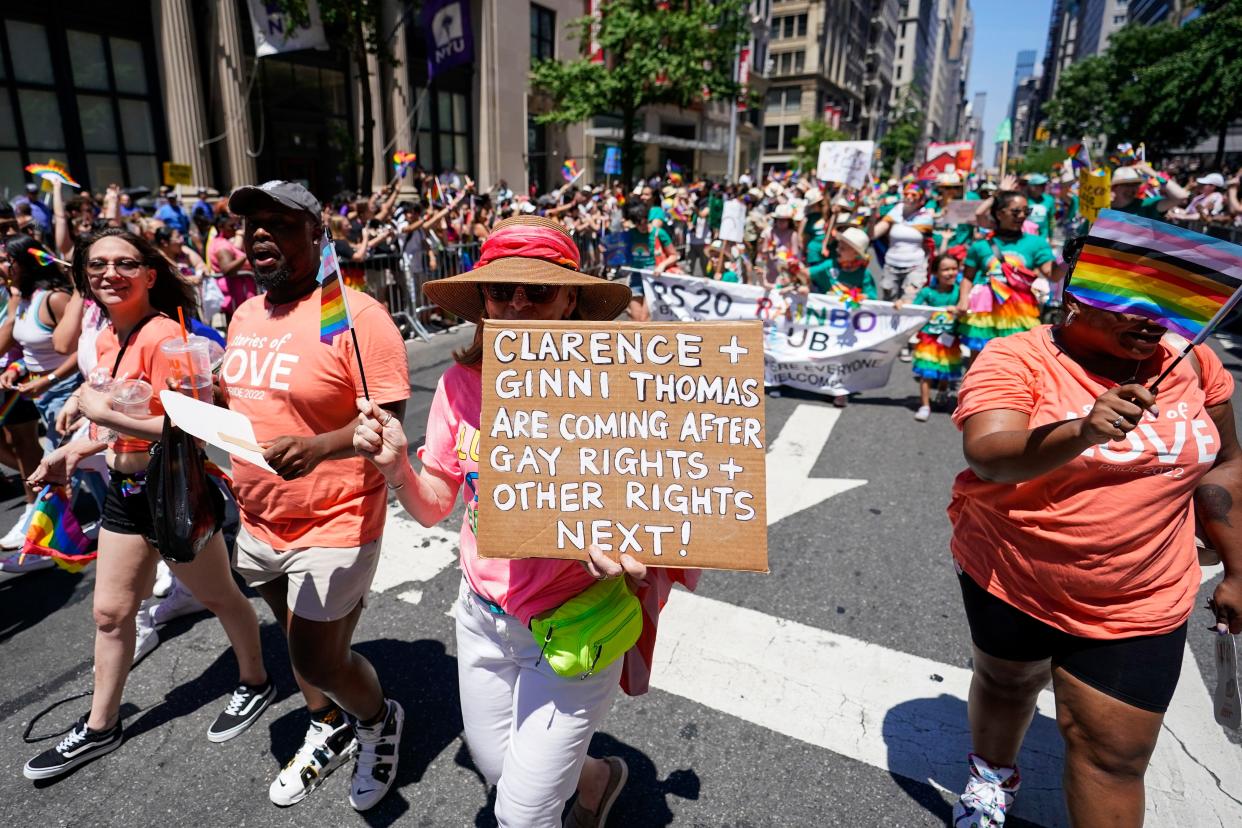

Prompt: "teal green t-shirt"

[913,284,961,336]
[964,233,1055,280]
[1027,192,1056,238]
[803,214,828,266]
[1115,195,1166,222]
[625,227,671,269]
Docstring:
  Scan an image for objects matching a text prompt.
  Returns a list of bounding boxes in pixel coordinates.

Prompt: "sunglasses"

[85,258,144,278]
[482,284,562,304]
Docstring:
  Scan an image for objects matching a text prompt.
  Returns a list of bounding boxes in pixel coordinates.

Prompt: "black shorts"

[958,571,1186,713]
[100,472,156,543]
[1,393,39,426]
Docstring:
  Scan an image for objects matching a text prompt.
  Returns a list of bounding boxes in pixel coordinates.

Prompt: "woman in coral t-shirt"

[946,240,1242,828]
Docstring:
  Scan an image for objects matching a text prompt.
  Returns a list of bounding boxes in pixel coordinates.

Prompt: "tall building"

[759,0,872,173]
[1039,0,1079,115]
[1128,0,1190,24]
[1077,0,1131,58]
[964,90,986,151]
[860,0,899,141]
[1013,49,1037,88]
[888,0,971,154]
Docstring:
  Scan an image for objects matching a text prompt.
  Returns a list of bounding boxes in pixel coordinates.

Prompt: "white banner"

[248,0,328,58]
[816,140,875,188]
[643,273,932,395]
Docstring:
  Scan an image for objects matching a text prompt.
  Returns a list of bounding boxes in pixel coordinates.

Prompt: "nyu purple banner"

[423,0,474,79]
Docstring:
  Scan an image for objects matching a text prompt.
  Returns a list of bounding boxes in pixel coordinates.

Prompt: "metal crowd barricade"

[386,241,481,342]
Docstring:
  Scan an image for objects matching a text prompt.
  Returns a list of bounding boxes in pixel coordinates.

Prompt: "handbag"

[531,575,643,680]
[146,415,224,562]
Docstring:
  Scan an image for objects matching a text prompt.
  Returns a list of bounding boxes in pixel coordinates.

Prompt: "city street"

[2,327,1240,828]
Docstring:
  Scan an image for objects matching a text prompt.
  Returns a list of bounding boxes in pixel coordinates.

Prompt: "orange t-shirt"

[221,287,409,549]
[95,315,183,454]
[949,327,1235,638]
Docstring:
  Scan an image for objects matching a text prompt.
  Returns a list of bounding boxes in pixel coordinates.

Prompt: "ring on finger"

[1111,416,1125,429]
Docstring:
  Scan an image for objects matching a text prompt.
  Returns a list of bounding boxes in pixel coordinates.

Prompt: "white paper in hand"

[159,390,276,473]
[1215,632,1240,730]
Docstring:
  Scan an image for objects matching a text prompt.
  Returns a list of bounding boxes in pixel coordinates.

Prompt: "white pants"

[454,579,622,828]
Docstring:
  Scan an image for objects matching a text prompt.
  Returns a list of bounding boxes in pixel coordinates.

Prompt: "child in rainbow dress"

[898,253,963,422]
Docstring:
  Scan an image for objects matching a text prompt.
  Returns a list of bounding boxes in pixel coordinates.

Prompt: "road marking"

[765,404,866,525]
[371,504,459,595]
[649,589,1242,827]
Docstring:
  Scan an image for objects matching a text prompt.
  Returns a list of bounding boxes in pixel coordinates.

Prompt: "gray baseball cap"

[228,180,321,218]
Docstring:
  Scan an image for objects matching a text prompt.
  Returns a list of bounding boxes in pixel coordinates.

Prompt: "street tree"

[790,119,849,173]
[273,0,390,193]
[529,0,750,183]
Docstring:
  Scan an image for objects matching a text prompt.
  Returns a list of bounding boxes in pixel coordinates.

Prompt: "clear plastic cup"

[160,335,213,401]
[111,379,153,417]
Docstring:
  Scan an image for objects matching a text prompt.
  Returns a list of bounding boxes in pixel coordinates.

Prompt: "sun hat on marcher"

[838,227,871,257]
[936,172,963,187]
[1196,173,1225,188]
[773,203,795,219]
[421,215,631,323]
[1023,173,1049,186]
[805,189,824,206]
[1111,166,1142,184]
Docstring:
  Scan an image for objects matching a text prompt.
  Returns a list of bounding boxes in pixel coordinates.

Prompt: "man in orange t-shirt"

[224,181,408,812]
[945,281,1242,828]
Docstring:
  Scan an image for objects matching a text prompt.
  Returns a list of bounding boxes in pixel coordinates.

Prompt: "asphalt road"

[1,326,1240,828]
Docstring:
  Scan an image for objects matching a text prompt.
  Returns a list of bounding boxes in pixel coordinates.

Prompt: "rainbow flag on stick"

[1069,210,1242,341]
[317,231,370,398]
[21,485,94,573]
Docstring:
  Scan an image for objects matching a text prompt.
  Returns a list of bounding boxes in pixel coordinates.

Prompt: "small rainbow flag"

[1067,142,1091,173]
[317,232,352,345]
[392,151,417,177]
[25,162,79,188]
[28,247,69,268]
[1069,209,1242,339]
[561,158,579,182]
[832,283,863,310]
[21,485,94,572]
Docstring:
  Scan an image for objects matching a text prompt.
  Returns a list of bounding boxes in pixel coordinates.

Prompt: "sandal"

[563,756,628,828]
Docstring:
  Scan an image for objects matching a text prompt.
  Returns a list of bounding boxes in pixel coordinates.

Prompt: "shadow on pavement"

[883,692,1065,828]
[0,567,90,644]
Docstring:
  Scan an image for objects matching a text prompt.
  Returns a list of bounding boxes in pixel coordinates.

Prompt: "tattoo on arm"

[1197,484,1234,527]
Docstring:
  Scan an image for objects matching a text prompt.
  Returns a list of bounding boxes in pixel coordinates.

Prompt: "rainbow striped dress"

[960,233,1055,351]
[911,284,962,381]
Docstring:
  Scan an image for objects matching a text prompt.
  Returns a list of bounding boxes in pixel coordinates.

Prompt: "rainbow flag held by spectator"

[21,485,94,572]
[1071,209,1242,339]
[25,162,79,189]
[317,232,352,344]
[1067,142,1091,173]
[561,159,579,182]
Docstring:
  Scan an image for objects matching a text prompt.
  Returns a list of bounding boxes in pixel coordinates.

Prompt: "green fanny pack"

[531,576,643,680]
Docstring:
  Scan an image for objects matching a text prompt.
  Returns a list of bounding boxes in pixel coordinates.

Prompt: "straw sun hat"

[422,215,631,323]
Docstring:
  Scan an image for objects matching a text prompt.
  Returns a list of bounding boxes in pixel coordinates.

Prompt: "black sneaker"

[207,681,274,743]
[23,715,123,780]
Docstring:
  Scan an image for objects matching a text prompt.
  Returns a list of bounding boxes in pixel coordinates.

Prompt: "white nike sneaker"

[0,502,36,550]
[269,709,358,807]
[152,560,174,598]
[349,699,403,811]
[133,604,159,666]
[150,580,206,625]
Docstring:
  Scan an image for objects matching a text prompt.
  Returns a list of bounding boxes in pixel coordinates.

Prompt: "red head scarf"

[475,224,580,271]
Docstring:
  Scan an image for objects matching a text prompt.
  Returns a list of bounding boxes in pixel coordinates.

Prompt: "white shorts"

[231,525,381,622]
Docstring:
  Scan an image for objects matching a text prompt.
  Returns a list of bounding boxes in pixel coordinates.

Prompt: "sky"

[967,0,1055,166]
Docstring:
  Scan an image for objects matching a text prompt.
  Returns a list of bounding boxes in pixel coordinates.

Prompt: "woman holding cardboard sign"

[354,216,678,828]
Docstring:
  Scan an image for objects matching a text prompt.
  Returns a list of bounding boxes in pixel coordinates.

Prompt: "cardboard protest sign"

[478,320,768,572]
[719,199,746,243]
[1079,169,1111,223]
[817,141,874,188]
[942,199,979,226]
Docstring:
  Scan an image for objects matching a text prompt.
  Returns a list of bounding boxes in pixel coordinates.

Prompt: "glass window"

[765,88,782,111]
[764,125,780,150]
[119,99,155,152]
[86,153,123,187]
[6,22,53,85]
[68,31,108,90]
[0,151,23,197]
[786,87,802,112]
[531,4,556,64]
[783,124,799,149]
[797,14,807,37]
[783,16,794,38]
[18,89,64,149]
[126,154,159,188]
[794,51,804,73]
[438,134,455,170]
[0,94,16,145]
[110,38,147,94]
[77,95,118,151]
